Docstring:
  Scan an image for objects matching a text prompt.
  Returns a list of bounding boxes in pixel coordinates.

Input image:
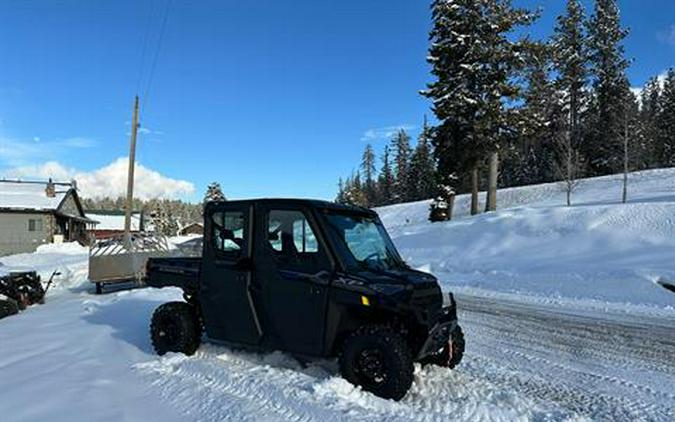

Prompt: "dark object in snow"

[429,195,454,222]
[0,270,60,314]
[657,280,675,294]
[146,198,464,401]
[0,298,19,319]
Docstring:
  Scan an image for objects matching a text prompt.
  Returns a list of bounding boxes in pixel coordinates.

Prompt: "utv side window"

[212,210,245,256]
[267,210,320,261]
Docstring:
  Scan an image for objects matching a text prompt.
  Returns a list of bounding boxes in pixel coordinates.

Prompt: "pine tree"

[377,146,395,206]
[204,181,226,204]
[423,0,537,213]
[585,0,630,175]
[551,0,589,196]
[335,177,346,204]
[361,144,377,206]
[638,76,661,168]
[342,172,368,207]
[511,43,563,186]
[658,69,675,167]
[409,117,437,200]
[392,129,412,202]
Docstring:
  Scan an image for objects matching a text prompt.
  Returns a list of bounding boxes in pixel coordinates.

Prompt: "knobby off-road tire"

[420,325,465,369]
[339,325,414,401]
[151,302,202,356]
[0,299,19,320]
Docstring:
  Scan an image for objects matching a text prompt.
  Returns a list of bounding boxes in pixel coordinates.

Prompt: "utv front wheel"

[339,326,414,401]
[150,302,201,356]
[420,325,465,369]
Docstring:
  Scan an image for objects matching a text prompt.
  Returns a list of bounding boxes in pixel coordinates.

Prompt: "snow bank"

[0,241,89,292]
[378,169,675,311]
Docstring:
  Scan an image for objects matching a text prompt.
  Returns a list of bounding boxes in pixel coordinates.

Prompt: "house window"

[28,218,43,232]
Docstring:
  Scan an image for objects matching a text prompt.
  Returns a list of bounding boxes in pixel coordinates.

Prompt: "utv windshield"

[324,212,406,271]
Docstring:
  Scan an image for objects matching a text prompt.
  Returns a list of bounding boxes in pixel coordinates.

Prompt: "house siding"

[0,212,50,256]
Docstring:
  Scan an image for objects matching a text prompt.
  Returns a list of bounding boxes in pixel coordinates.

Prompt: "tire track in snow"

[133,294,674,421]
[458,294,675,421]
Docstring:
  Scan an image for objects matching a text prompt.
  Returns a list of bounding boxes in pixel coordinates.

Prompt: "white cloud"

[657,25,675,46]
[361,124,416,142]
[3,157,195,200]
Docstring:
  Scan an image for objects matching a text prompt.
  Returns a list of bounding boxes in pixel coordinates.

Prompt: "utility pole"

[124,96,140,245]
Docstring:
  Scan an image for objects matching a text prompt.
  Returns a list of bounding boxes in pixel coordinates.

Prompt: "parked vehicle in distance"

[145,199,464,400]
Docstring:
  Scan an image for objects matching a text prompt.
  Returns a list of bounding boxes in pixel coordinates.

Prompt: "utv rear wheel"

[420,325,465,369]
[339,326,414,401]
[150,302,201,356]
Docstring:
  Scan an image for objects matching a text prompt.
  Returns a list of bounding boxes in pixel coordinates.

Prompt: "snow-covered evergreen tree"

[409,117,437,200]
[392,129,412,202]
[377,146,395,206]
[340,172,368,207]
[658,69,675,167]
[361,144,377,206]
[203,181,226,204]
[423,0,537,211]
[551,0,589,190]
[508,43,563,186]
[584,0,630,175]
[637,76,661,168]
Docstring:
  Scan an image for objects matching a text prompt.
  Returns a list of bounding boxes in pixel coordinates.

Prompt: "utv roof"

[205,198,376,216]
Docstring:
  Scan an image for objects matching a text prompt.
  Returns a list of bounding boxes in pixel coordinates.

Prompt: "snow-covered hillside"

[378,168,675,311]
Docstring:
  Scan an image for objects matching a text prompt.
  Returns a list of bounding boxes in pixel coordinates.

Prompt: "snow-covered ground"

[1,169,674,421]
[379,168,675,313]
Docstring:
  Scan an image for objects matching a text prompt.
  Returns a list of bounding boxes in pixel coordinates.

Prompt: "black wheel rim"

[158,317,180,348]
[355,348,388,387]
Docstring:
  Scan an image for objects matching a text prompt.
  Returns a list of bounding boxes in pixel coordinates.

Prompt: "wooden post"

[124,96,140,243]
[470,163,479,215]
[485,152,498,212]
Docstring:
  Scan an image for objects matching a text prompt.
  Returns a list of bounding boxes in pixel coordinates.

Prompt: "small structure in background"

[0,179,96,256]
[85,210,151,239]
[178,221,203,236]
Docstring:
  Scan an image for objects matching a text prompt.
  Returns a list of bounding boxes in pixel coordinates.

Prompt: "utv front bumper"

[416,297,458,360]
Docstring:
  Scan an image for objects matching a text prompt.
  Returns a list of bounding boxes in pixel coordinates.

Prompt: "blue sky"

[0,0,673,202]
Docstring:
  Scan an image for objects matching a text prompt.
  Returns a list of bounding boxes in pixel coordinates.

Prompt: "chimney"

[71,179,78,190]
[45,178,55,198]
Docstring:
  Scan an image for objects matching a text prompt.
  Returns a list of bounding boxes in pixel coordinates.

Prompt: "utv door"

[254,206,332,356]
[201,204,262,345]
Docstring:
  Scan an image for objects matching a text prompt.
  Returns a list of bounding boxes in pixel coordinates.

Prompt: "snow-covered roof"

[85,212,143,231]
[0,180,71,211]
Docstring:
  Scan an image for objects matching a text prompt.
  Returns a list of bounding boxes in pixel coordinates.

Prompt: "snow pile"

[0,241,89,291]
[378,168,675,310]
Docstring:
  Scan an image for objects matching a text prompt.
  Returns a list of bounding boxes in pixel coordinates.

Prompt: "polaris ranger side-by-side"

[146,199,464,400]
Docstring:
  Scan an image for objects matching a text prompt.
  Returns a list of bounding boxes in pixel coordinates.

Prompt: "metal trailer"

[89,232,173,294]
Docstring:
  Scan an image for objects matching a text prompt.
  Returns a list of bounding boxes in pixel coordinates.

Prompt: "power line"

[135,0,157,96]
[142,0,173,112]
